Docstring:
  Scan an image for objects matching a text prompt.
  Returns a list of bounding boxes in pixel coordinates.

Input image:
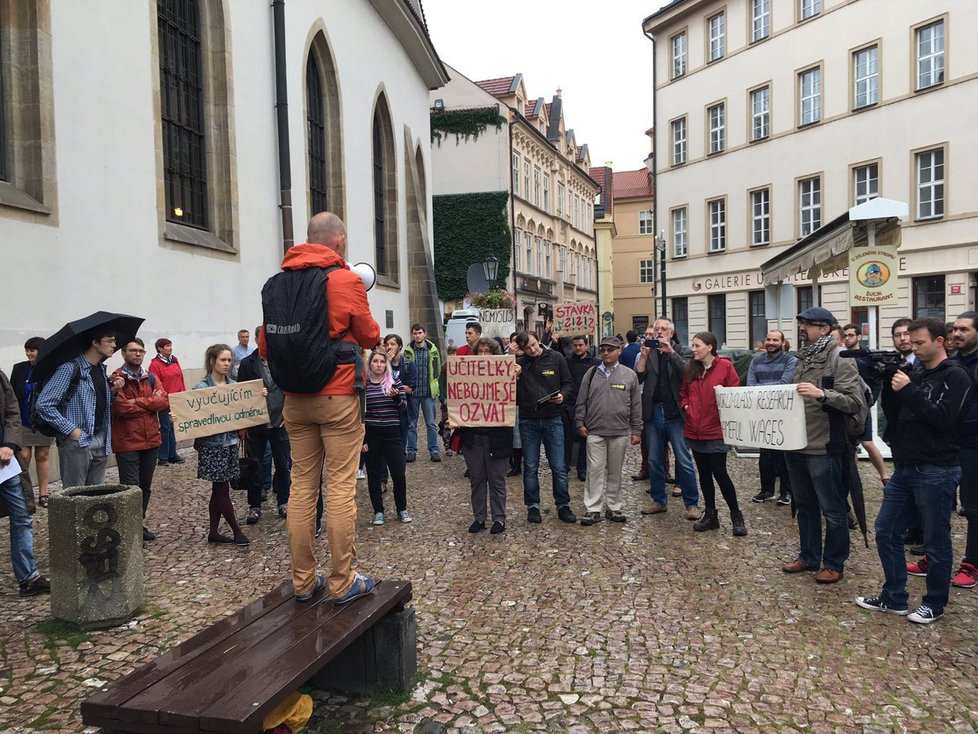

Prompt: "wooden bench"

[81,579,414,734]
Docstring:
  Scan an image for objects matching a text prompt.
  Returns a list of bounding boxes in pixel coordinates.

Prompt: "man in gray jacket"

[575,337,642,525]
[782,307,864,585]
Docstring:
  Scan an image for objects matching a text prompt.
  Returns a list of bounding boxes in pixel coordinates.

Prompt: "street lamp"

[654,231,666,317]
[482,254,499,288]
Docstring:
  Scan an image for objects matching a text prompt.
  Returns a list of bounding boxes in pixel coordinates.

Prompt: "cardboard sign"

[169,380,269,441]
[446,355,517,428]
[478,308,517,339]
[553,301,596,336]
[714,385,808,450]
[849,245,899,306]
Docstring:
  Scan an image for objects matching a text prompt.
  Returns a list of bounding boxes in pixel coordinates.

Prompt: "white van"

[444,309,480,349]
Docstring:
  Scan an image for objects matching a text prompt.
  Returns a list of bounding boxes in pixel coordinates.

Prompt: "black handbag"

[230,441,262,492]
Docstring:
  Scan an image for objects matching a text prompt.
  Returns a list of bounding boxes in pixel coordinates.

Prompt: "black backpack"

[29,362,82,437]
[261,266,348,393]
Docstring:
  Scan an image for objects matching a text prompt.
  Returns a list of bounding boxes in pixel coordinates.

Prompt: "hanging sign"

[849,245,899,306]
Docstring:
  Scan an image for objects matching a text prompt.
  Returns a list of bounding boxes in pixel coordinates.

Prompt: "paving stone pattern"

[1,448,976,733]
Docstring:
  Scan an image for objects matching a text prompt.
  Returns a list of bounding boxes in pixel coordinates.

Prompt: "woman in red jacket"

[148,338,186,465]
[680,332,746,536]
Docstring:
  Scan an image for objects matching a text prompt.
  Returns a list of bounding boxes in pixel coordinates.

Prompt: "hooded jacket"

[278,243,380,396]
[953,348,978,449]
[110,367,168,453]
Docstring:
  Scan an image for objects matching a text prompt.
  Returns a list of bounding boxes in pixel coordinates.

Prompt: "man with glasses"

[782,307,863,585]
[37,329,125,487]
[110,339,169,541]
[634,317,699,519]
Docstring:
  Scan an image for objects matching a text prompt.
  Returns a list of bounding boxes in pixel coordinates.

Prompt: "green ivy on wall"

[433,192,511,302]
[430,107,506,146]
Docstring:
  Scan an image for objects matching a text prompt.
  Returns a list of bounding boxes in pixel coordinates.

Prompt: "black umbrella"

[33,312,145,383]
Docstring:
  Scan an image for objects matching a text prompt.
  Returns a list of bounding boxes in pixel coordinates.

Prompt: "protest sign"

[553,301,596,336]
[478,308,517,339]
[714,385,808,450]
[169,379,269,441]
[446,355,517,428]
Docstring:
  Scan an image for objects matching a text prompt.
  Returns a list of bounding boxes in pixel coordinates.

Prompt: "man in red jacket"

[111,338,169,541]
[278,212,381,604]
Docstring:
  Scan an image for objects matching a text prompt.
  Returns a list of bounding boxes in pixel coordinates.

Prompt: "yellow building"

[609,168,657,338]
[589,165,617,338]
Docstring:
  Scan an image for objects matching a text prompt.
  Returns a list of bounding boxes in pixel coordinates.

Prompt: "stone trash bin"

[48,484,144,630]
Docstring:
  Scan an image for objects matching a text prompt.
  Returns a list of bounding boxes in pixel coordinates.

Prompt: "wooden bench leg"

[310,608,417,695]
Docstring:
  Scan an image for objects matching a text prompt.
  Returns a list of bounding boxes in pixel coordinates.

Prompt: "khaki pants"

[584,434,629,513]
[284,394,362,598]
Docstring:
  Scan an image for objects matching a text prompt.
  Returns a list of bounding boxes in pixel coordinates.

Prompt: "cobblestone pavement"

[1,446,976,733]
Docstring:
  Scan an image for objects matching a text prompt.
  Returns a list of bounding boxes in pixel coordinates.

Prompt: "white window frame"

[514,229,521,271]
[543,173,550,213]
[916,148,945,220]
[557,182,564,216]
[800,0,820,21]
[533,166,541,207]
[799,177,821,236]
[752,0,770,42]
[672,32,687,78]
[853,45,879,108]
[512,153,520,196]
[708,12,725,62]
[536,237,542,275]
[853,163,879,205]
[751,86,770,141]
[799,67,821,125]
[671,117,687,165]
[639,259,654,284]
[751,188,770,246]
[708,103,725,154]
[672,207,688,258]
[916,20,945,90]
[544,240,551,278]
[523,160,530,199]
[525,234,533,274]
[559,248,566,282]
[708,198,726,253]
[639,210,654,235]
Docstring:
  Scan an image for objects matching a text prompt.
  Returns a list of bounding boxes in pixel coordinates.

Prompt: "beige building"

[589,165,617,338]
[608,168,656,337]
[643,0,978,348]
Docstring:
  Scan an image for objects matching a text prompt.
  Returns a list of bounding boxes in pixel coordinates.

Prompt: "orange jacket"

[110,368,169,452]
[279,243,380,396]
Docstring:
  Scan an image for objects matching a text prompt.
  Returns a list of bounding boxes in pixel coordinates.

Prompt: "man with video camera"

[856,317,971,624]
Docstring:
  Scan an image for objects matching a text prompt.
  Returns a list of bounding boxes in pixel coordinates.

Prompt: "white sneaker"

[357,468,366,480]
[398,510,413,523]
[907,604,943,624]
[372,512,385,526]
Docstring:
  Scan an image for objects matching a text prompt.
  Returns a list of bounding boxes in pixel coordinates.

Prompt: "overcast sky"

[422,0,673,173]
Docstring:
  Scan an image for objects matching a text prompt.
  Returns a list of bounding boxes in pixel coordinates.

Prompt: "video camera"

[839,348,912,377]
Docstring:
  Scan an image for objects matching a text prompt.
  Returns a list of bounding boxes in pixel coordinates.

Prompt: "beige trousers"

[284,394,362,598]
[584,434,629,513]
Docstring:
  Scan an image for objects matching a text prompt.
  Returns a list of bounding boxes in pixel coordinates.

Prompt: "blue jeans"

[247,428,292,510]
[406,395,439,456]
[0,475,39,585]
[785,452,850,571]
[874,463,959,613]
[157,410,179,462]
[519,416,570,509]
[645,404,698,507]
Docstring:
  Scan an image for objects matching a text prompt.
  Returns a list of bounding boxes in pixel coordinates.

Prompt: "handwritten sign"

[714,385,808,450]
[553,301,596,336]
[446,355,517,428]
[169,380,269,441]
[478,308,517,339]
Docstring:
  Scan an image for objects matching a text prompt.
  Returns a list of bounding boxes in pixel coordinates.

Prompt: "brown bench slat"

[204,581,412,733]
[81,581,294,724]
[118,587,340,729]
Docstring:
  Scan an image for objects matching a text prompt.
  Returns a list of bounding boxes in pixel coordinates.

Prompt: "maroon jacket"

[110,368,169,452]
[679,357,741,441]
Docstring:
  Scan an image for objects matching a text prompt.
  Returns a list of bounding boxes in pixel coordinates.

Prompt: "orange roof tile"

[475,75,517,98]
[612,169,652,199]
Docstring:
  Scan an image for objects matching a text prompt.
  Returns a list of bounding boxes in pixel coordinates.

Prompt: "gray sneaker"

[372,512,385,526]
[398,510,413,523]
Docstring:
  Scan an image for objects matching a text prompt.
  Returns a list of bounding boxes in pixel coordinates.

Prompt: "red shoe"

[951,562,978,588]
[907,555,929,577]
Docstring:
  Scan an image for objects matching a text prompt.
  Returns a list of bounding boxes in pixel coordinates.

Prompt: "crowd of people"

[1,212,975,624]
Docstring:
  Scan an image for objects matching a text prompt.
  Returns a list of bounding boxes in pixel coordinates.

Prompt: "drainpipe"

[508,106,518,325]
[272,0,294,253]
[643,27,660,318]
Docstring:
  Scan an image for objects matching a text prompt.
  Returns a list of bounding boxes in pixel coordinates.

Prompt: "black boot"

[693,507,720,532]
[507,448,522,476]
[731,511,748,537]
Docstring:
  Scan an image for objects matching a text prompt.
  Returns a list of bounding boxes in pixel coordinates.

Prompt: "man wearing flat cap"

[782,306,864,584]
[574,337,642,526]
